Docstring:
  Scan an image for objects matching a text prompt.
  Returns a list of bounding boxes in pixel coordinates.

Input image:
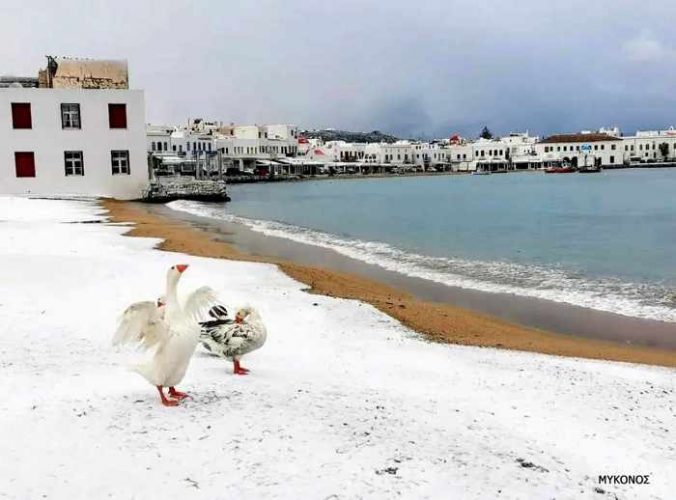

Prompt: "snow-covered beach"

[0,196,673,499]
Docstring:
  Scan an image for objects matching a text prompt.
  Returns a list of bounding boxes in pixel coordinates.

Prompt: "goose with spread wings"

[113,264,217,406]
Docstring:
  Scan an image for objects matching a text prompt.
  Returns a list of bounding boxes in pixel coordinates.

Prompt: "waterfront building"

[412,142,452,171]
[1,57,148,200]
[447,142,475,171]
[500,132,541,170]
[620,128,676,164]
[535,132,624,168]
[146,120,301,176]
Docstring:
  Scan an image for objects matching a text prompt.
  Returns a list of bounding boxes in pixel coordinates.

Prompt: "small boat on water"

[578,165,602,173]
[544,166,576,174]
[472,170,491,175]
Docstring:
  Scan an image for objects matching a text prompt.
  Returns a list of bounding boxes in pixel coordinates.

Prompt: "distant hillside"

[301,129,399,144]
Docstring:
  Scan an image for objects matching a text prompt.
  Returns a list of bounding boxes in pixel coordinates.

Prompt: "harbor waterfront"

[165,169,676,343]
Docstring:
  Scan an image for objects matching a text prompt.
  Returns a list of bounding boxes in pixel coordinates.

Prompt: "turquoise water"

[169,169,676,322]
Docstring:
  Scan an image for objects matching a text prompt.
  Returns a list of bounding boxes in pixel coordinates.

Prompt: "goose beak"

[176,264,189,273]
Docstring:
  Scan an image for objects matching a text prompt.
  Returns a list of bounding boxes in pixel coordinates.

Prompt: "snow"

[0,196,673,500]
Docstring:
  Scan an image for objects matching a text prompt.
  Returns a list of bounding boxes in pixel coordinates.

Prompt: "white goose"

[113,264,216,406]
[200,305,267,375]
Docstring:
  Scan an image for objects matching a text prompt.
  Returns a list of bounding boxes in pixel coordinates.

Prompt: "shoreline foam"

[103,199,676,367]
[167,199,676,324]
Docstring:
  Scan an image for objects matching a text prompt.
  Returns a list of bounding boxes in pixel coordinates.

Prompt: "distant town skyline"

[2,0,676,138]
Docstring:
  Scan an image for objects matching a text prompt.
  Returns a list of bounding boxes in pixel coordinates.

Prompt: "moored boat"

[578,165,602,173]
[544,166,576,174]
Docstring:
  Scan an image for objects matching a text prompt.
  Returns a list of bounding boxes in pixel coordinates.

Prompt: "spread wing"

[183,286,219,322]
[113,301,169,350]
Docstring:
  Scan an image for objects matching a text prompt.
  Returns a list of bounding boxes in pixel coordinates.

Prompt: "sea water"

[168,169,676,323]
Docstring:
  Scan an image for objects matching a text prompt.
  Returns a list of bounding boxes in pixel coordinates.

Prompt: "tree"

[659,142,669,159]
[480,126,493,140]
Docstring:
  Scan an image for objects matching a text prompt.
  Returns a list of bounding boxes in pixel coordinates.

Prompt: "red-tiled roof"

[539,133,622,144]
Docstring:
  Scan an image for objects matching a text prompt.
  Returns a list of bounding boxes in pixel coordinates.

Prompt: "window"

[601,145,605,150]
[111,150,130,175]
[11,103,32,129]
[64,151,84,176]
[611,144,616,150]
[108,104,127,129]
[610,156,615,164]
[172,145,176,152]
[15,152,35,177]
[61,103,81,129]
[151,142,156,151]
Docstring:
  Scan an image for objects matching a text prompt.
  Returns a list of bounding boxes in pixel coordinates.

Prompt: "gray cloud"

[2,0,676,138]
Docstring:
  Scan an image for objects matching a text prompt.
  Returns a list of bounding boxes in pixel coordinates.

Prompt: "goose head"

[166,264,188,287]
[165,264,189,307]
[235,306,253,324]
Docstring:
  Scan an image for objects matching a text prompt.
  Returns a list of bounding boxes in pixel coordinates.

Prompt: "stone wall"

[143,179,229,202]
[42,58,129,89]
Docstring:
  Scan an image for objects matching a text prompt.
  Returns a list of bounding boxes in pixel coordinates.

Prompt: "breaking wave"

[168,200,676,323]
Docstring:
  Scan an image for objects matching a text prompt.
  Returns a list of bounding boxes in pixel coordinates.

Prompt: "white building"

[535,132,623,168]
[1,74,147,199]
[447,143,474,171]
[265,124,299,141]
[621,128,676,164]
[500,132,540,170]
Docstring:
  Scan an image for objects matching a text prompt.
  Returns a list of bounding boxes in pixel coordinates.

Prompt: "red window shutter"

[11,103,32,129]
[108,104,127,129]
[15,152,36,177]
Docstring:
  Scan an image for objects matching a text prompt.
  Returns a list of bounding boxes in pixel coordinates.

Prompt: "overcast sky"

[2,1,676,138]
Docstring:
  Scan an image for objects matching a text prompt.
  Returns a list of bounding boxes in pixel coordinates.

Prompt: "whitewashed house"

[535,132,623,168]
[500,132,541,170]
[447,143,474,171]
[1,58,147,200]
[621,128,676,164]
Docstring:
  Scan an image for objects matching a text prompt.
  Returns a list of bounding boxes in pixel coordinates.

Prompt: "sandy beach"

[104,199,676,367]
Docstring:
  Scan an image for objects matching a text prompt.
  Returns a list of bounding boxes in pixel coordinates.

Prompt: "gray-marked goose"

[200,305,267,375]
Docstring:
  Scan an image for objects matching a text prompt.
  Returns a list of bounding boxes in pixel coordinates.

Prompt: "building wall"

[1,88,147,199]
[534,140,623,167]
[233,125,267,140]
[48,58,129,89]
[620,135,676,162]
[266,124,298,141]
